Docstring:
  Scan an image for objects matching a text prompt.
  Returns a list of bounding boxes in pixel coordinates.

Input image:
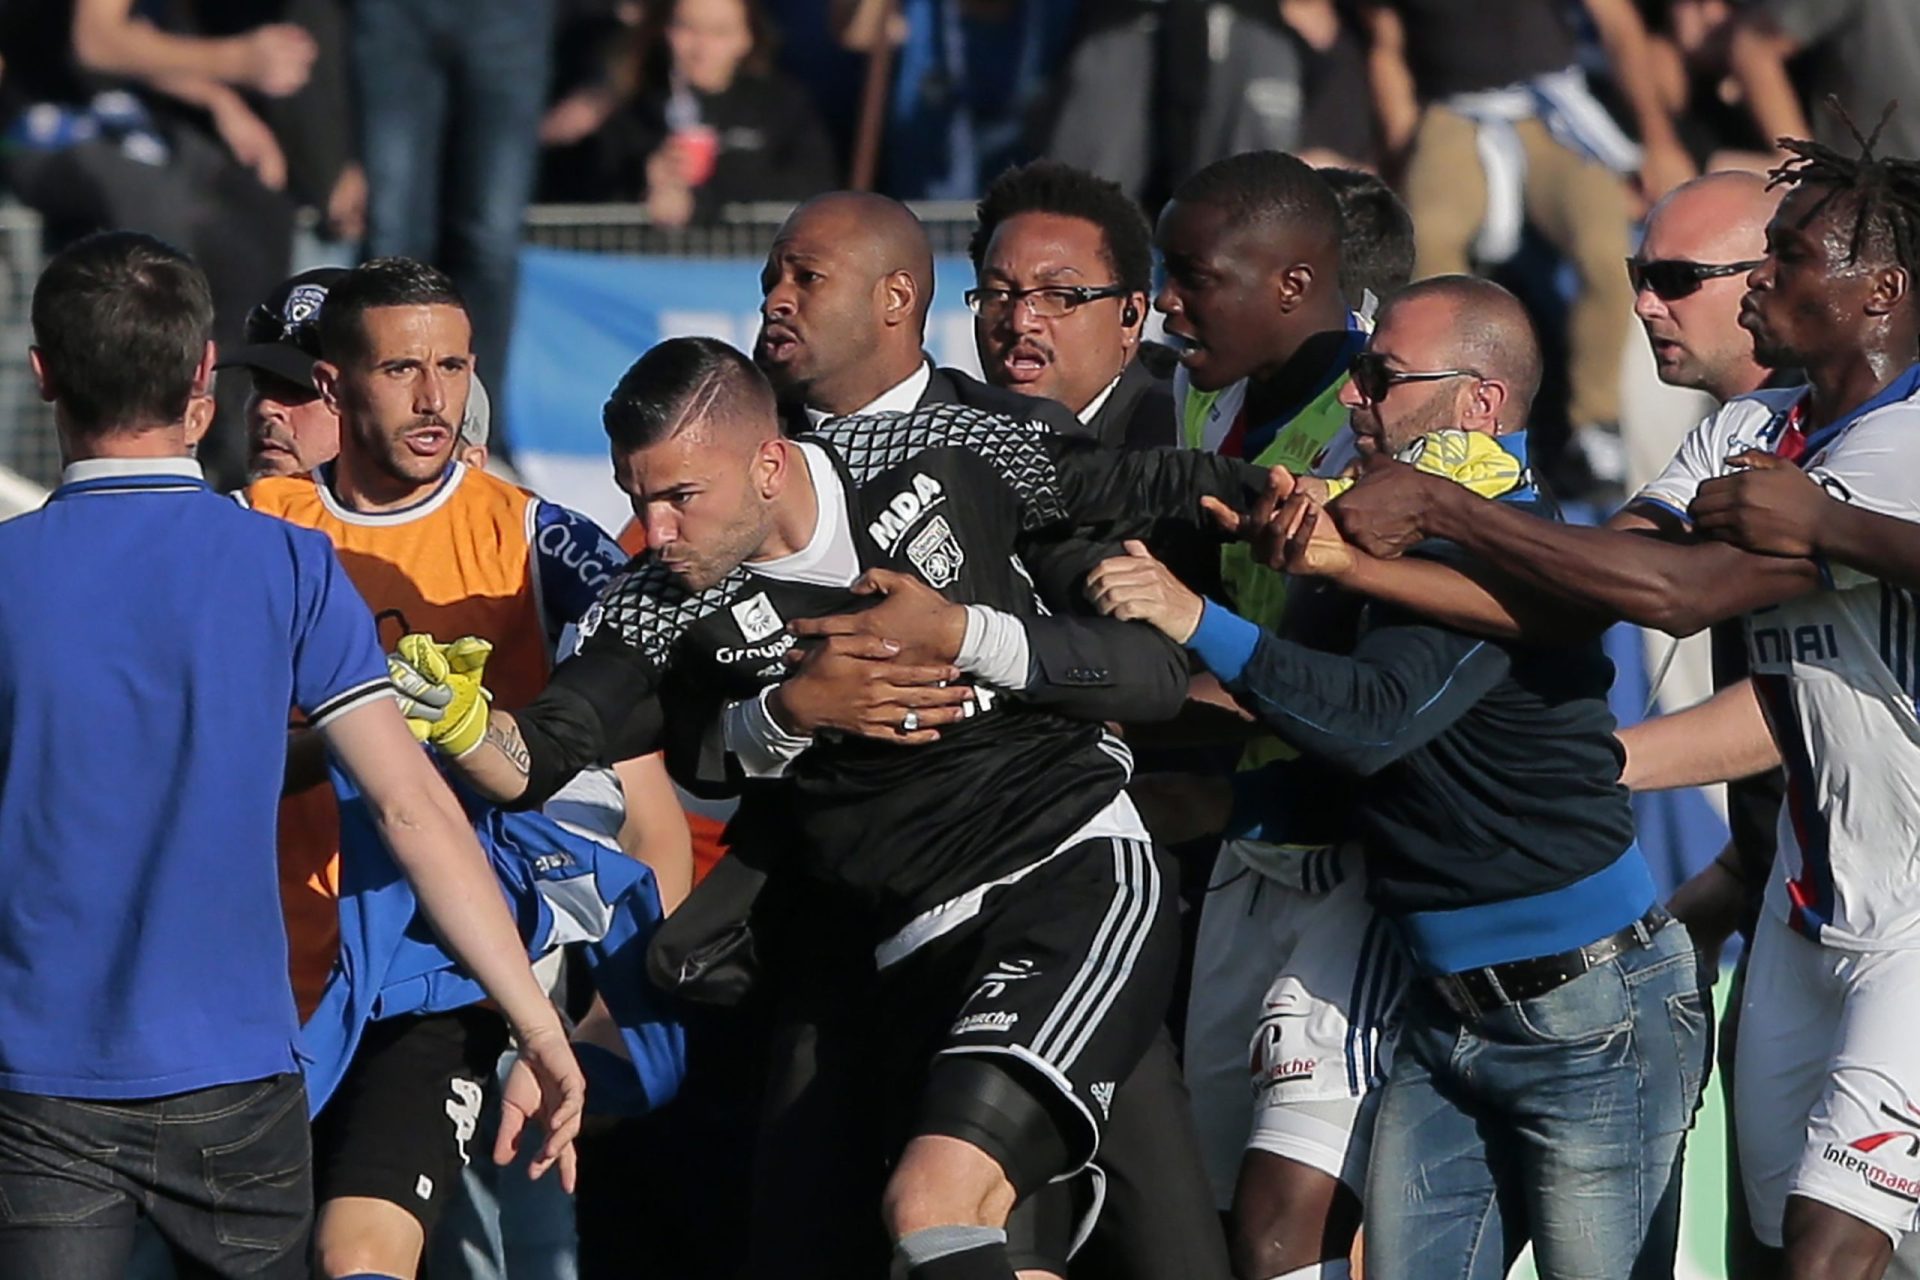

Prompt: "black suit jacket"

[1084,357,1178,452]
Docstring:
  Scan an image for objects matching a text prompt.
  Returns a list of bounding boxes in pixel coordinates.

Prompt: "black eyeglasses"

[1624,257,1764,302]
[964,283,1129,319]
[1348,350,1482,403]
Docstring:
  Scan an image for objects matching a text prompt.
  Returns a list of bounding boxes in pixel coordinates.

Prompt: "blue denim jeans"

[1365,920,1711,1280]
[428,1050,578,1280]
[0,1074,311,1280]
[352,0,553,453]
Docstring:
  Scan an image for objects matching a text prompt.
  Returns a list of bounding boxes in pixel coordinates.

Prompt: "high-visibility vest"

[1179,373,1353,770]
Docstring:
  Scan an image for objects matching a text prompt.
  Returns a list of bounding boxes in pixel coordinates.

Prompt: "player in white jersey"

[1148,152,1404,1280]
[1281,124,1920,1280]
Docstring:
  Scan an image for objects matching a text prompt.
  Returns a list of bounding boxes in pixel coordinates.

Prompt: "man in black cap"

[217,266,348,481]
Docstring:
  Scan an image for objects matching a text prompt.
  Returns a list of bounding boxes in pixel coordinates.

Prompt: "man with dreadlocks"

[1271,103,1920,1279]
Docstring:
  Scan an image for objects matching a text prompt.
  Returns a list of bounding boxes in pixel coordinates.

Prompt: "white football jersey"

[1633,385,1805,521]
[1641,384,1920,948]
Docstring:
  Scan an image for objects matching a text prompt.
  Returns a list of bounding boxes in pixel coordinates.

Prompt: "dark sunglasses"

[1348,350,1482,403]
[1624,257,1764,301]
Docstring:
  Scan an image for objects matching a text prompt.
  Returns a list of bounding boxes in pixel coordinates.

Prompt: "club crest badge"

[284,282,329,324]
[906,516,964,588]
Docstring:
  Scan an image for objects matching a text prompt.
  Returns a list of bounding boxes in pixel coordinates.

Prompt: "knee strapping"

[914,1055,1073,1197]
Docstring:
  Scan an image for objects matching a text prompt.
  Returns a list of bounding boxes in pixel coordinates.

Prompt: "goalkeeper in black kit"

[389,336,1270,1280]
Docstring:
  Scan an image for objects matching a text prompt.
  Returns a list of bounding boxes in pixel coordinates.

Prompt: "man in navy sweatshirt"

[1086,275,1710,1280]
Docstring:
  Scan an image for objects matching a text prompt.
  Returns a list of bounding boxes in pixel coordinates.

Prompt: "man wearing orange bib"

[246,258,631,1280]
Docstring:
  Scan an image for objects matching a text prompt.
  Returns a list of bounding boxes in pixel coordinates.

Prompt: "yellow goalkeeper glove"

[387,633,494,757]
[1324,429,1527,502]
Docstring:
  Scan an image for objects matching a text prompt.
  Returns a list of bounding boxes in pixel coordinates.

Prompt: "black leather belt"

[1429,906,1672,1020]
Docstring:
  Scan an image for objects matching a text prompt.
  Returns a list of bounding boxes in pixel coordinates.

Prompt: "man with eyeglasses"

[216,267,348,481]
[967,160,1175,451]
[1087,274,1710,1280]
[703,189,1230,1279]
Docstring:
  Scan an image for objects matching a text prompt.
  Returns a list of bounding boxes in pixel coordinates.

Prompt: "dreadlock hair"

[1767,97,1920,283]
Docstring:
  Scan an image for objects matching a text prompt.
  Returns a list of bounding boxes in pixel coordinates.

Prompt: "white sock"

[1266,1261,1352,1280]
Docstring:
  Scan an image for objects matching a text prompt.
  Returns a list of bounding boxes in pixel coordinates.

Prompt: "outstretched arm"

[319,699,584,1183]
[1043,438,1276,543]
[1086,542,1512,775]
[1330,457,1820,635]
[1617,677,1780,791]
[393,636,667,810]
[1692,451,1920,595]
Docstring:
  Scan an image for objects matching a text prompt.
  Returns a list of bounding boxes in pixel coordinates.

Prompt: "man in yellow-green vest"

[1148,150,1413,1280]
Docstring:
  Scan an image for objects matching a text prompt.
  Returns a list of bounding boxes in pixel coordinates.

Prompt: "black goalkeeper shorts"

[310,1007,509,1232]
[876,830,1179,1188]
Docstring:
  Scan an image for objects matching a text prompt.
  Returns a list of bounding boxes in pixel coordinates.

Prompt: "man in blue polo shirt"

[0,231,585,1280]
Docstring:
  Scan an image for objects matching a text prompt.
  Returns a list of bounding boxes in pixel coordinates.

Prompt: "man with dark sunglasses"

[1630,173,1779,405]
[1302,129,1920,1279]
[215,267,348,481]
[729,190,1231,1280]
[1087,274,1709,1280]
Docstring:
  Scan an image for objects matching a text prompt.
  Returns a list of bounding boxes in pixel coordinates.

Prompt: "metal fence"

[523,200,981,257]
[0,204,55,488]
[0,201,983,488]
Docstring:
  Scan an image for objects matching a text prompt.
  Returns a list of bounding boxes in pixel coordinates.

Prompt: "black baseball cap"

[216,266,350,386]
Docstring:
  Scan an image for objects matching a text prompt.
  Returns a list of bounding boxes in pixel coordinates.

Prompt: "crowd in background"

[0,0,1913,495]
[4,5,1920,1280]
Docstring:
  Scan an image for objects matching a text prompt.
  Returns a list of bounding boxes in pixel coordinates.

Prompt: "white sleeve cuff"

[956,605,1032,690]
[722,686,814,778]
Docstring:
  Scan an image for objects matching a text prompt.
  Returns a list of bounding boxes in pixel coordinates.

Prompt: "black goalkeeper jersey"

[515,404,1266,932]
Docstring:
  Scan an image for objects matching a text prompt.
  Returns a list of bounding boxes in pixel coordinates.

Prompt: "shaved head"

[1384,276,1542,424]
[788,192,936,321]
[1645,171,1776,264]
[755,192,939,413]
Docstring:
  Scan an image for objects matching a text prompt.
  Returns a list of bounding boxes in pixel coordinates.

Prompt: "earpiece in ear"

[1122,302,1140,327]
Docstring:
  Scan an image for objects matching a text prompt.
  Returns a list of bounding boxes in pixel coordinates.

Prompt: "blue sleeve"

[288,528,391,726]
[1188,601,1262,682]
[1218,613,1513,777]
[533,502,628,636]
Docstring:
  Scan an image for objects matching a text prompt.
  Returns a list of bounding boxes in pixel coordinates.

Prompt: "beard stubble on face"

[668,493,776,592]
[366,412,456,487]
[1375,381,1466,455]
